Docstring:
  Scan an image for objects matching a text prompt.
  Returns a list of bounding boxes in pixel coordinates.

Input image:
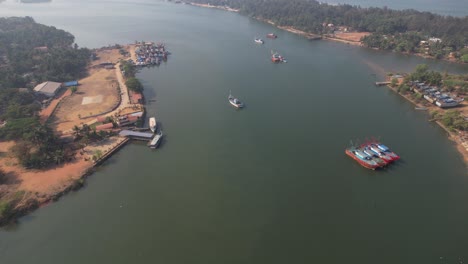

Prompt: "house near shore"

[33,81,62,97]
[429,37,442,43]
[34,46,48,52]
[95,122,114,131]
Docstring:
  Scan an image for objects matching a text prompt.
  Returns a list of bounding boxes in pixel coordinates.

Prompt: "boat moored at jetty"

[266,33,277,39]
[149,117,157,133]
[228,91,244,108]
[254,38,264,44]
[148,130,163,149]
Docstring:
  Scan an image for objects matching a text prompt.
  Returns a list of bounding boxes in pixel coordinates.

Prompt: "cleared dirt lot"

[49,48,127,133]
[333,32,370,42]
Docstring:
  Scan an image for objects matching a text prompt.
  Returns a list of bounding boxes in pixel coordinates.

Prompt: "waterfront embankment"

[188,2,239,12]
[381,77,468,165]
[0,42,159,226]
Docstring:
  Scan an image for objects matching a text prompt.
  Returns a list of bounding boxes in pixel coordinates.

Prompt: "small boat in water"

[228,91,244,108]
[271,50,286,63]
[149,117,157,133]
[254,38,264,44]
[148,130,163,149]
[266,33,277,39]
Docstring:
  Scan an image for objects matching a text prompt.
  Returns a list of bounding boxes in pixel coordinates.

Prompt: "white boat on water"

[254,38,264,44]
[149,117,157,133]
[228,91,244,108]
[148,130,163,149]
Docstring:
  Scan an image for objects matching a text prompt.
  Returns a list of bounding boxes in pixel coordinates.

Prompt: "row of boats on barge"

[345,142,400,170]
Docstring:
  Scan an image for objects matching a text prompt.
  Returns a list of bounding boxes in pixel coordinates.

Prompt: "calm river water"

[1,0,468,263]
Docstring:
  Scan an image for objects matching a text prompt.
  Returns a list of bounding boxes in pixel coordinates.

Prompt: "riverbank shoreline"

[0,43,157,227]
[188,2,239,12]
[382,80,468,166]
[186,3,466,64]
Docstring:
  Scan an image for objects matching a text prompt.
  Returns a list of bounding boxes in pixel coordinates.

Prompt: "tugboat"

[267,33,277,39]
[271,51,286,63]
[149,117,157,133]
[254,38,264,44]
[228,91,244,108]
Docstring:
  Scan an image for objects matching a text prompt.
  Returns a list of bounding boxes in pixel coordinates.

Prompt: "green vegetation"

[69,86,78,94]
[0,199,11,218]
[10,124,71,169]
[0,17,91,89]
[120,59,143,92]
[189,0,468,61]
[125,77,143,93]
[72,124,111,147]
[92,150,103,161]
[0,17,94,169]
[397,83,410,94]
[0,168,6,184]
[120,60,136,79]
[435,110,468,131]
[406,64,442,86]
[0,89,40,121]
[462,54,468,63]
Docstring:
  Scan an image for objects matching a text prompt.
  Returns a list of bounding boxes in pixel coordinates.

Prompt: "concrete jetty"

[375,81,391,86]
[119,130,154,141]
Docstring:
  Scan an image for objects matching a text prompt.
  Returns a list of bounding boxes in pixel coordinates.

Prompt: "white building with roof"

[33,81,62,97]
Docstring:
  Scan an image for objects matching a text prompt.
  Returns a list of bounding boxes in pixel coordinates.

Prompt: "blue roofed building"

[63,80,79,87]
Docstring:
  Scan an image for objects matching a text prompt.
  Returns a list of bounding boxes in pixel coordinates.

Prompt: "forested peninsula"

[0,17,96,224]
[189,0,468,62]
[0,16,149,226]
[0,17,90,167]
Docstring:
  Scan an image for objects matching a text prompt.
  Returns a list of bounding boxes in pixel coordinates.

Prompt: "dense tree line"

[0,17,93,169]
[10,124,72,168]
[120,60,143,92]
[406,64,443,86]
[189,0,468,59]
[0,17,91,89]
